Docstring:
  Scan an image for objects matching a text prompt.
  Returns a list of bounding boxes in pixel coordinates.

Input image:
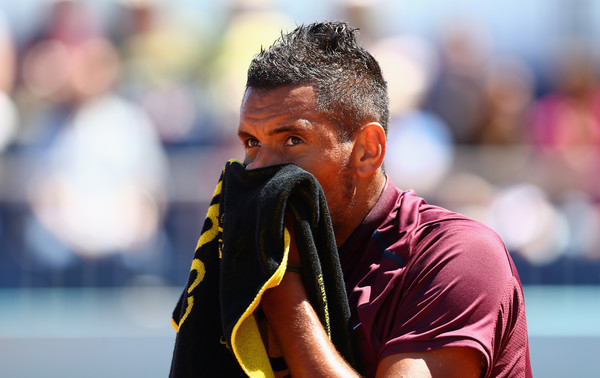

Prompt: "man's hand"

[261,222,360,377]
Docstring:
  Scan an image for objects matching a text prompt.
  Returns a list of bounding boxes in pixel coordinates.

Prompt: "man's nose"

[245,148,285,170]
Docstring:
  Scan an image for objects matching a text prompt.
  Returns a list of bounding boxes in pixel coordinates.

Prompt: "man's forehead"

[244,85,316,105]
[240,85,325,122]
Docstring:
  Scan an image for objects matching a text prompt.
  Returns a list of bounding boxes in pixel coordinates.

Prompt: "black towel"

[170,160,358,377]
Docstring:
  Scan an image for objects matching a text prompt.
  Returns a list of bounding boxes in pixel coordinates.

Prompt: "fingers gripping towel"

[170,160,359,377]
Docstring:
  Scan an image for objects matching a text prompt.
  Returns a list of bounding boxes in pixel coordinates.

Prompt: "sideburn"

[328,155,356,234]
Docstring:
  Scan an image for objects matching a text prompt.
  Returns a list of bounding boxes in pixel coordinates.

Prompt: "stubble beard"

[328,159,356,236]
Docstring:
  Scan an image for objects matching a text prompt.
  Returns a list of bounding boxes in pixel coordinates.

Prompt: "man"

[238,21,531,377]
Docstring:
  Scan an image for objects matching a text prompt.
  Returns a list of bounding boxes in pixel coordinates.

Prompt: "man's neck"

[334,172,386,247]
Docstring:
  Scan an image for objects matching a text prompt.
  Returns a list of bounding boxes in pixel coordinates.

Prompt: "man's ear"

[352,122,386,177]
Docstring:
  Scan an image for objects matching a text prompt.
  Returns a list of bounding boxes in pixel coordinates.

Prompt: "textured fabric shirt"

[339,178,532,378]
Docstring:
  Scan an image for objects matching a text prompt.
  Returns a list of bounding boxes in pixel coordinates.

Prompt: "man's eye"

[285,136,303,146]
[244,138,260,148]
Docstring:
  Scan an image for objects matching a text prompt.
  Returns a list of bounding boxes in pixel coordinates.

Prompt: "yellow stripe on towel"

[230,227,291,378]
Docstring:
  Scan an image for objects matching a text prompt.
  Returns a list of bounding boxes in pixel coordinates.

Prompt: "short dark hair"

[246,21,389,140]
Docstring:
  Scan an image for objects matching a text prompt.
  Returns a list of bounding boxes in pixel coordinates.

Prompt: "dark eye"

[244,138,260,148]
[285,136,303,146]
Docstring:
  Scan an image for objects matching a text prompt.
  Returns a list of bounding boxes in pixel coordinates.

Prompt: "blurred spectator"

[372,35,453,197]
[0,11,15,93]
[335,0,380,47]
[0,10,18,284]
[27,92,168,260]
[527,40,600,201]
[7,1,171,278]
[0,11,17,153]
[13,0,103,149]
[204,3,295,134]
[529,40,600,150]
[475,57,535,145]
[487,183,569,266]
[425,21,492,144]
[0,0,598,289]
[114,0,212,145]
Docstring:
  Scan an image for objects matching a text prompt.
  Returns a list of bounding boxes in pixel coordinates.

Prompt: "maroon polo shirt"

[339,178,532,378]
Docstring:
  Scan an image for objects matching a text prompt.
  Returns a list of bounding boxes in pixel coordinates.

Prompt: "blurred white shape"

[558,190,600,260]
[372,34,451,196]
[371,35,438,116]
[0,92,17,152]
[29,94,168,258]
[436,172,496,223]
[386,111,453,196]
[488,184,569,265]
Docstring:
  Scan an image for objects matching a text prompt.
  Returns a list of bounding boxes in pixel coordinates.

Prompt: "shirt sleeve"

[377,219,517,374]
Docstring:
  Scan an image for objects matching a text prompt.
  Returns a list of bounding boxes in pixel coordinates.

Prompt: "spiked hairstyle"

[246,21,389,141]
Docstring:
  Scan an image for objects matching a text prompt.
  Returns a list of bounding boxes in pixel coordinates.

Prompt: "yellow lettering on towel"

[188,258,206,293]
[179,258,206,327]
[179,178,223,329]
[196,203,220,251]
[317,274,331,338]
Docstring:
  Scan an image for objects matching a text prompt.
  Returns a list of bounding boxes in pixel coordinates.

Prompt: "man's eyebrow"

[266,124,309,136]
[237,129,254,139]
[238,124,309,139]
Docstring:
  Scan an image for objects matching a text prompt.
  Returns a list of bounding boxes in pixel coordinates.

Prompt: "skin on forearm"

[261,271,360,378]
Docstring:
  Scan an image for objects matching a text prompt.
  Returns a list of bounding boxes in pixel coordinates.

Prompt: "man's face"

[238,85,356,231]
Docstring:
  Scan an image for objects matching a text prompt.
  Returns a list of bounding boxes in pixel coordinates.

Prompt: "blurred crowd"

[0,0,599,288]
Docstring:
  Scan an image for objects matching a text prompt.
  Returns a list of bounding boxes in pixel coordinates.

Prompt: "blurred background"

[0,0,598,376]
